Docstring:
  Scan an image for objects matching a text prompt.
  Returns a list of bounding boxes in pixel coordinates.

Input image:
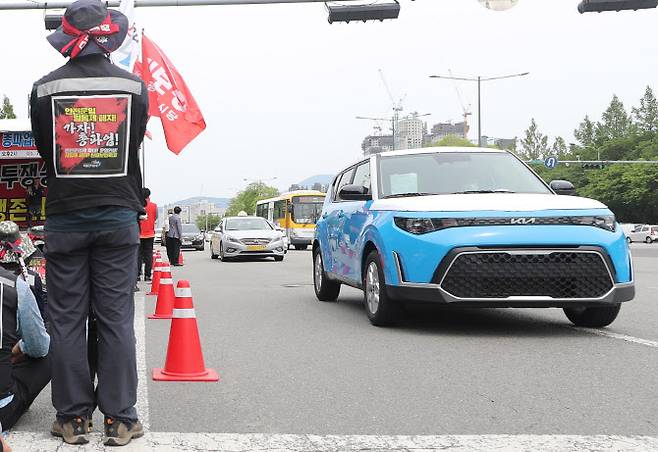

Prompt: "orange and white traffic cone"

[153,280,219,382]
[151,250,161,272]
[178,250,184,266]
[148,267,175,319]
[148,260,164,296]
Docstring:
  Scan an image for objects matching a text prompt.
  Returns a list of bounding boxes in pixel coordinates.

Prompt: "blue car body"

[314,148,634,310]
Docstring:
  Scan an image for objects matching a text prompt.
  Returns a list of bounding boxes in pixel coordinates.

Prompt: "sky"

[1,0,657,205]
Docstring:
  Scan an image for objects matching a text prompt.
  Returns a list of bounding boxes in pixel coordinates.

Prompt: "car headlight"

[571,215,616,232]
[225,235,241,243]
[394,217,458,234]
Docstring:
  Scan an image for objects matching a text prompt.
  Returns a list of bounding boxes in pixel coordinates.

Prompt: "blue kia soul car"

[312,147,634,327]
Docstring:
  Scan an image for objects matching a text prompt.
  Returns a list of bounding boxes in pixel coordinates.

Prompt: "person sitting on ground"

[0,222,51,432]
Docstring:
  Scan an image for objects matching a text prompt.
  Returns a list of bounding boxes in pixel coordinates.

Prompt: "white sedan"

[210,216,287,261]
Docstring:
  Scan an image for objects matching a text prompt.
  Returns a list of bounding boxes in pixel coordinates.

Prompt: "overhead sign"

[544,156,558,170]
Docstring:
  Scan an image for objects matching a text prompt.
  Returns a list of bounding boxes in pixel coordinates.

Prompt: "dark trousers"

[166,236,181,265]
[0,355,51,430]
[138,237,154,278]
[45,225,139,423]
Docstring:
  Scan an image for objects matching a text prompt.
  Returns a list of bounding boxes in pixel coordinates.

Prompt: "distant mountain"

[296,174,334,188]
[168,196,231,208]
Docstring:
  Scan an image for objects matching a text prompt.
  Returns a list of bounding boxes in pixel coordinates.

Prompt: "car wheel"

[645,236,652,244]
[313,247,340,302]
[274,255,284,262]
[626,236,632,244]
[295,245,308,251]
[563,304,621,328]
[219,242,229,262]
[363,250,398,326]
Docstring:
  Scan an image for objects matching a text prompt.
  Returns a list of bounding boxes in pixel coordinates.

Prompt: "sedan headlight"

[224,235,241,243]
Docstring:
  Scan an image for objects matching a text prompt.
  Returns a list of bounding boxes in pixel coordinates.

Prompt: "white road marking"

[134,292,150,431]
[6,432,658,451]
[573,327,658,349]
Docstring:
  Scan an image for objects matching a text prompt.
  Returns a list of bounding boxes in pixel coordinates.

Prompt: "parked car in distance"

[313,147,634,328]
[210,216,286,261]
[626,224,658,243]
[181,223,205,251]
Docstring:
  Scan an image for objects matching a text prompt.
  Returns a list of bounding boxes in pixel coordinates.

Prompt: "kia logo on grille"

[510,218,536,225]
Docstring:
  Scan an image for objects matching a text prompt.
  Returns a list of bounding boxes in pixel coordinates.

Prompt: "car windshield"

[182,224,200,234]
[225,217,273,231]
[377,152,552,198]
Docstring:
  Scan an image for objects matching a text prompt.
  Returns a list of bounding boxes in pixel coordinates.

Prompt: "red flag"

[137,34,205,154]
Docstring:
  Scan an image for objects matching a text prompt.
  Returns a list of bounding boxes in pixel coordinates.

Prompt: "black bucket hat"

[47,0,129,58]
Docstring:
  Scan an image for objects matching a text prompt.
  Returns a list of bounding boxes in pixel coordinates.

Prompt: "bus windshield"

[291,196,324,224]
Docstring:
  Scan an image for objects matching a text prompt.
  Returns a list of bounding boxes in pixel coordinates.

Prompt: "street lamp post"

[429,72,529,147]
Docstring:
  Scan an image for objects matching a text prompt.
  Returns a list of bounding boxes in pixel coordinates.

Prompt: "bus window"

[291,196,324,225]
[273,200,286,222]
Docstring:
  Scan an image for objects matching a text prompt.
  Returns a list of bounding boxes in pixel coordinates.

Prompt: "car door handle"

[337,211,345,218]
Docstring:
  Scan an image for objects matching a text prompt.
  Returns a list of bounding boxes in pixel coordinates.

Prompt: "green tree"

[632,86,658,134]
[595,95,630,144]
[0,95,16,119]
[195,213,222,231]
[430,134,475,147]
[574,115,595,148]
[226,182,279,217]
[551,136,568,158]
[518,118,548,160]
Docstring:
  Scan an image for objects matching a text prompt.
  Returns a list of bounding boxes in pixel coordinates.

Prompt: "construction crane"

[377,69,407,150]
[448,69,472,139]
[355,116,393,137]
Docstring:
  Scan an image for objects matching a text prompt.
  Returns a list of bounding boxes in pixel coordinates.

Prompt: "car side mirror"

[550,180,576,196]
[339,184,372,201]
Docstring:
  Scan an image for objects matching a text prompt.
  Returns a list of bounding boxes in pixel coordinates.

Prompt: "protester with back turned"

[167,206,183,266]
[138,188,158,282]
[29,0,147,446]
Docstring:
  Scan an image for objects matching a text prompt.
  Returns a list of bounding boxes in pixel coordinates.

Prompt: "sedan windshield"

[378,152,552,198]
[182,224,200,234]
[225,218,273,231]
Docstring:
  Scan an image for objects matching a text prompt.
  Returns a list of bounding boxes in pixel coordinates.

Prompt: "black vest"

[0,269,19,401]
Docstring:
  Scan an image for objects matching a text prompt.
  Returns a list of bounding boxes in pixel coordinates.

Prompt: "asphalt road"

[14,243,658,439]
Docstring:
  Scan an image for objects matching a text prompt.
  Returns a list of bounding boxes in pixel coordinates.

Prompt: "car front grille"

[439,250,614,299]
[241,238,271,246]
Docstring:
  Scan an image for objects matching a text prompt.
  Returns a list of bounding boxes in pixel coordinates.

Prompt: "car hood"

[224,229,281,239]
[371,193,607,213]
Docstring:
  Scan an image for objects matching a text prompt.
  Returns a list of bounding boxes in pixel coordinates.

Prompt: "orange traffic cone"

[148,267,175,319]
[178,250,184,266]
[151,250,161,271]
[148,260,164,296]
[153,280,219,382]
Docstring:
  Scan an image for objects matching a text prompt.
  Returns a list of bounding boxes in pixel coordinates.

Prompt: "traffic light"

[581,162,606,169]
[326,1,400,24]
[578,0,658,13]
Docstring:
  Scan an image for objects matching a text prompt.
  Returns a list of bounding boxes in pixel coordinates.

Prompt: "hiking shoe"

[51,417,89,445]
[104,417,144,446]
[133,284,140,292]
[145,275,152,281]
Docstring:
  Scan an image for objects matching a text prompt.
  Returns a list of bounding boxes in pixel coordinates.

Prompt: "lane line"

[134,292,150,431]
[573,327,658,349]
[6,432,658,451]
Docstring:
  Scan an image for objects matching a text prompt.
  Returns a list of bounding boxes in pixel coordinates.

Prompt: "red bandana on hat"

[60,13,119,58]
